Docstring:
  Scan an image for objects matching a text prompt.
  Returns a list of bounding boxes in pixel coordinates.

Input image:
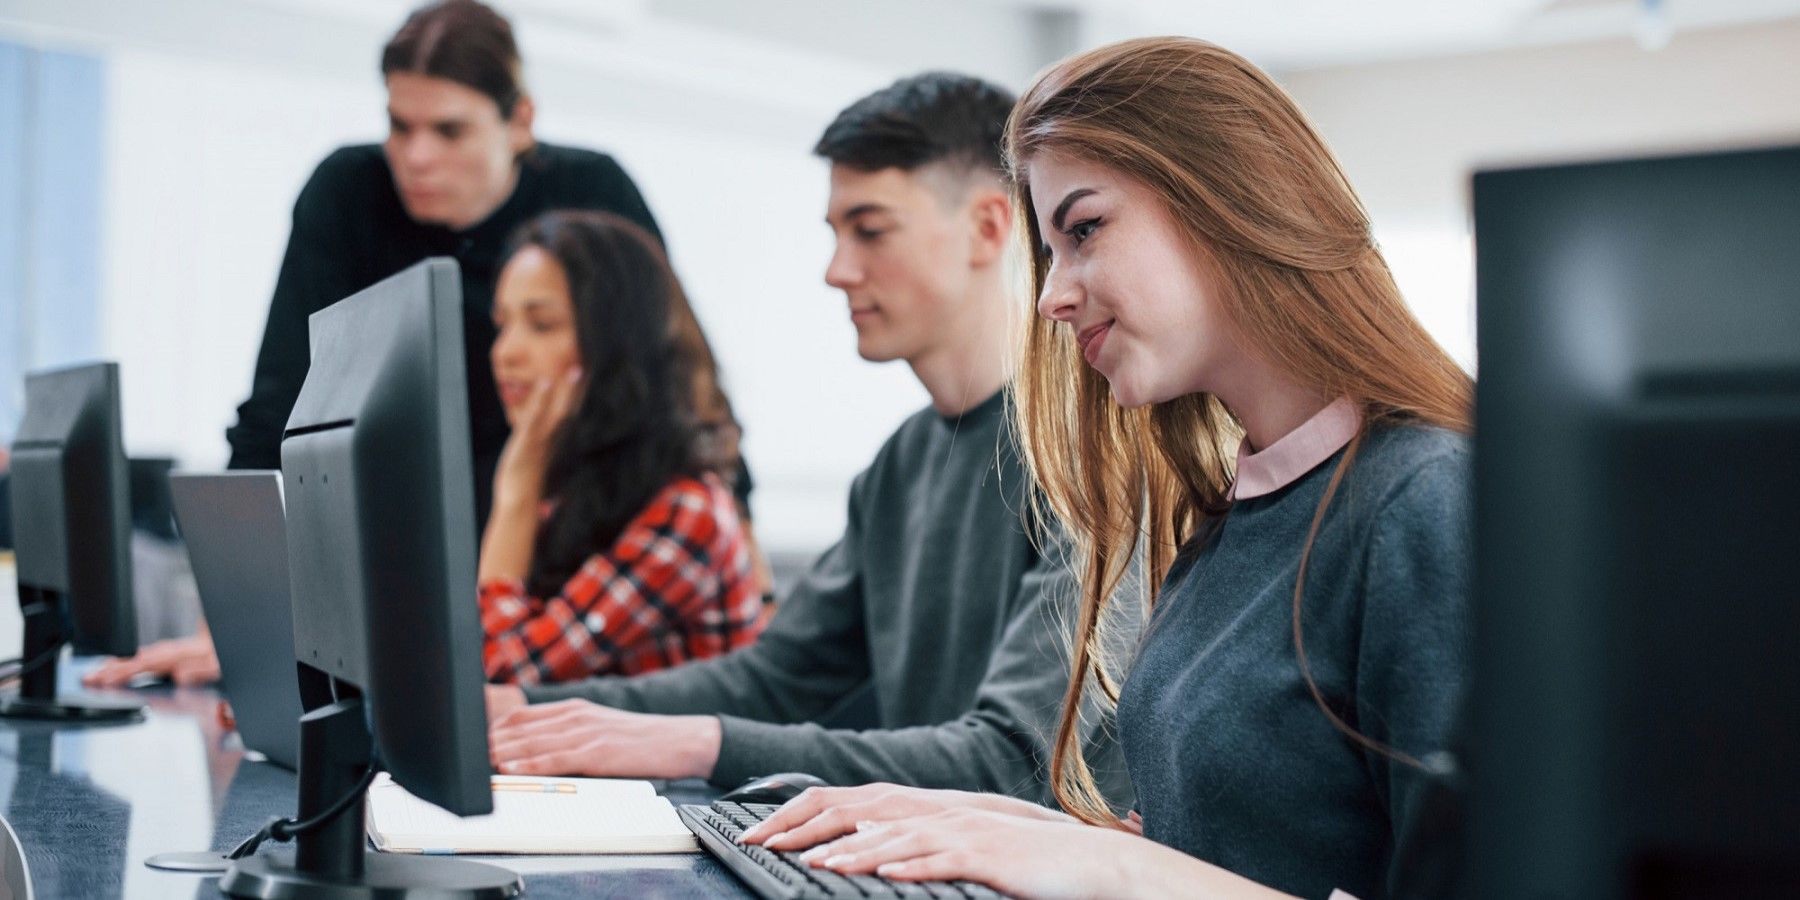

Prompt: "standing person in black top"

[227,0,665,525]
[85,0,764,689]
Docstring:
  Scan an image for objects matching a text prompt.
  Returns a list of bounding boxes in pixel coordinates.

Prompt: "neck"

[447,163,522,232]
[907,272,1012,417]
[1210,353,1332,453]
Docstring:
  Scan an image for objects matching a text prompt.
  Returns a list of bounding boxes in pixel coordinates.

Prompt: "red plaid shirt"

[479,474,763,685]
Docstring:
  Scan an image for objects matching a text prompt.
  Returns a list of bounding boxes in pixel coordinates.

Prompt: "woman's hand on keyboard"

[742,782,1070,852]
[792,808,1298,900]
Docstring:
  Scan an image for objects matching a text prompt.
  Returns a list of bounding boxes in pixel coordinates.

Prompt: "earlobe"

[510,95,537,155]
[969,192,1013,267]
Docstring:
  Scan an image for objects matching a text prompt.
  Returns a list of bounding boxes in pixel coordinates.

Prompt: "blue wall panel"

[30,49,104,372]
[0,43,28,440]
[0,41,104,442]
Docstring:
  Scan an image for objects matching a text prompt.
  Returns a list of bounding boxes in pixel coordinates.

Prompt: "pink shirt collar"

[1231,397,1362,501]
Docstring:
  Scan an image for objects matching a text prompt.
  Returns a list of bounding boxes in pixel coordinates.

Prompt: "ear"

[967,186,1014,268]
[508,94,537,156]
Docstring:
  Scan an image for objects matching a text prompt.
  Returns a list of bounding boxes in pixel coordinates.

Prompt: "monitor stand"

[218,697,521,900]
[0,586,142,723]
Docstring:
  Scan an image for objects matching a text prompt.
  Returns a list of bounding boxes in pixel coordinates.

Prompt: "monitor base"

[220,852,522,900]
[0,695,143,722]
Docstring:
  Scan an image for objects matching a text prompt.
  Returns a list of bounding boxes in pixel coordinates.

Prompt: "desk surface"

[0,672,755,899]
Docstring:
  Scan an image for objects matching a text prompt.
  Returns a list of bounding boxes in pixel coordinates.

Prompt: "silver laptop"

[169,471,302,770]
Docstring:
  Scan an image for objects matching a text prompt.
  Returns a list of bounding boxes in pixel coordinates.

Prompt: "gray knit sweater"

[525,390,1130,806]
[1116,424,1471,900]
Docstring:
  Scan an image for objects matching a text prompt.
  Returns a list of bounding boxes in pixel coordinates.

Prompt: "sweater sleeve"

[521,469,874,723]
[1353,451,1473,900]
[226,154,365,469]
[481,479,761,685]
[703,538,1085,798]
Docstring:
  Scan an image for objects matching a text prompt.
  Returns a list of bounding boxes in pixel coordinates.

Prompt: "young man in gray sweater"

[483,73,1127,806]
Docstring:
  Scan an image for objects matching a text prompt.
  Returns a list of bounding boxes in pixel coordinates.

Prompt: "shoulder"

[1352,423,1471,516]
[1346,424,1473,595]
[862,404,951,480]
[643,474,740,541]
[304,144,391,194]
[526,142,634,190]
[294,144,391,217]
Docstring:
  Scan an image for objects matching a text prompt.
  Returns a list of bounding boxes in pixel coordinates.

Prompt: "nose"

[490,322,522,373]
[1036,259,1082,323]
[397,132,438,171]
[824,239,861,290]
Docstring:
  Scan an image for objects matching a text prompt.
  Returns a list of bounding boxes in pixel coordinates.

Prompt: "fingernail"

[855,820,886,833]
[876,862,905,877]
[799,847,826,862]
[823,855,851,870]
[501,762,518,773]
[761,831,788,848]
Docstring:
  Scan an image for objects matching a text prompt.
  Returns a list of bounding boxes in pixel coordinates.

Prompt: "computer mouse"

[719,772,830,805]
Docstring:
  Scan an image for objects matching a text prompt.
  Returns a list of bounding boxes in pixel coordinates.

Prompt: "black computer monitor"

[4,361,142,722]
[217,260,519,898]
[1471,145,1800,898]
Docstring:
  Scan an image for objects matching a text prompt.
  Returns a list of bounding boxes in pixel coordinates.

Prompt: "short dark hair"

[813,72,1016,179]
[381,0,525,118]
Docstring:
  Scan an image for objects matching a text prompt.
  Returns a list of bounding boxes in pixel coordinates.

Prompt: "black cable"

[227,760,380,860]
[0,641,65,687]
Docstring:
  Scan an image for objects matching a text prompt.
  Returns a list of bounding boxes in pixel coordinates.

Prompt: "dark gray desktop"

[214,258,519,898]
[1471,145,1800,898]
[3,361,141,722]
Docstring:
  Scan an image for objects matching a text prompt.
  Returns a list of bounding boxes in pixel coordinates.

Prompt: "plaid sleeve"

[479,475,763,686]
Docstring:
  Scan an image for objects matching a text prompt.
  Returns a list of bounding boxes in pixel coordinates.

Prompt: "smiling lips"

[1077,321,1113,367]
[497,381,530,407]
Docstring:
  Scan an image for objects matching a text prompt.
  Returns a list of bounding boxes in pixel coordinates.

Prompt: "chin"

[855,337,904,364]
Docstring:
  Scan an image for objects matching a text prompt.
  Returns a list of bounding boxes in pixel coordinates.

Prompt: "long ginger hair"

[1007,37,1474,826]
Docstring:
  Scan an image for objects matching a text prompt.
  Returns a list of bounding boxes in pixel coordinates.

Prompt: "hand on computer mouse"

[82,633,221,688]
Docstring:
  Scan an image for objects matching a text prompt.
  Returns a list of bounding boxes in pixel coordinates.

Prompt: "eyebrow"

[1051,188,1097,232]
[828,203,892,225]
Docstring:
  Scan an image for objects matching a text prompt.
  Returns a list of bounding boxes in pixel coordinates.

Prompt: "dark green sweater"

[526,390,1130,805]
[1117,424,1470,900]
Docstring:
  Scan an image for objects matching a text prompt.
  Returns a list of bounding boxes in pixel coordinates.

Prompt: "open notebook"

[366,773,700,855]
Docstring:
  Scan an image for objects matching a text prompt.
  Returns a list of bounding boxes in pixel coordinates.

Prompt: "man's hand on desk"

[485,684,528,723]
[488,698,722,780]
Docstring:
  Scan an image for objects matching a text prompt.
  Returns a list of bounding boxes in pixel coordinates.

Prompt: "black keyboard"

[680,801,1010,899]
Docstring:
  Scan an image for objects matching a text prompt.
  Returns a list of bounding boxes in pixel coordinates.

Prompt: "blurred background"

[2,0,1798,561]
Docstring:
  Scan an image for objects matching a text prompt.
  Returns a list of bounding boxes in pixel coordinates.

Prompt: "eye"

[437,124,465,141]
[1065,217,1101,245]
[855,227,886,241]
[388,118,409,136]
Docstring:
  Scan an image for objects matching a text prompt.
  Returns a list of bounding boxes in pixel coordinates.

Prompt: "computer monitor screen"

[4,362,140,722]
[1471,145,1800,898]
[215,258,515,899]
[281,257,490,815]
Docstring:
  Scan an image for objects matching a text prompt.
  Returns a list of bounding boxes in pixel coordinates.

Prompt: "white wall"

[1277,19,1800,369]
[3,0,1058,555]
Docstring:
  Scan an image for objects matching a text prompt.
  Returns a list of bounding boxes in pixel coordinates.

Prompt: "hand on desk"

[82,632,220,688]
[488,698,721,780]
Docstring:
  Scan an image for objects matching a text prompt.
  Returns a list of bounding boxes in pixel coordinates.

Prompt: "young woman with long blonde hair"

[737,37,1474,899]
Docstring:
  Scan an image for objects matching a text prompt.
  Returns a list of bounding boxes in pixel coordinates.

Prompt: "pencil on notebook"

[492,781,577,794]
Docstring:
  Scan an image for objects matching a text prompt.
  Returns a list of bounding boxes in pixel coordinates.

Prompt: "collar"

[1231,397,1361,501]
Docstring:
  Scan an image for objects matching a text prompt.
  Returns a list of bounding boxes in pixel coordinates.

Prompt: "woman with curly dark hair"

[477,210,764,685]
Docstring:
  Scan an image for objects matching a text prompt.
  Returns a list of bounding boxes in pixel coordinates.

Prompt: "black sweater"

[226,142,663,521]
